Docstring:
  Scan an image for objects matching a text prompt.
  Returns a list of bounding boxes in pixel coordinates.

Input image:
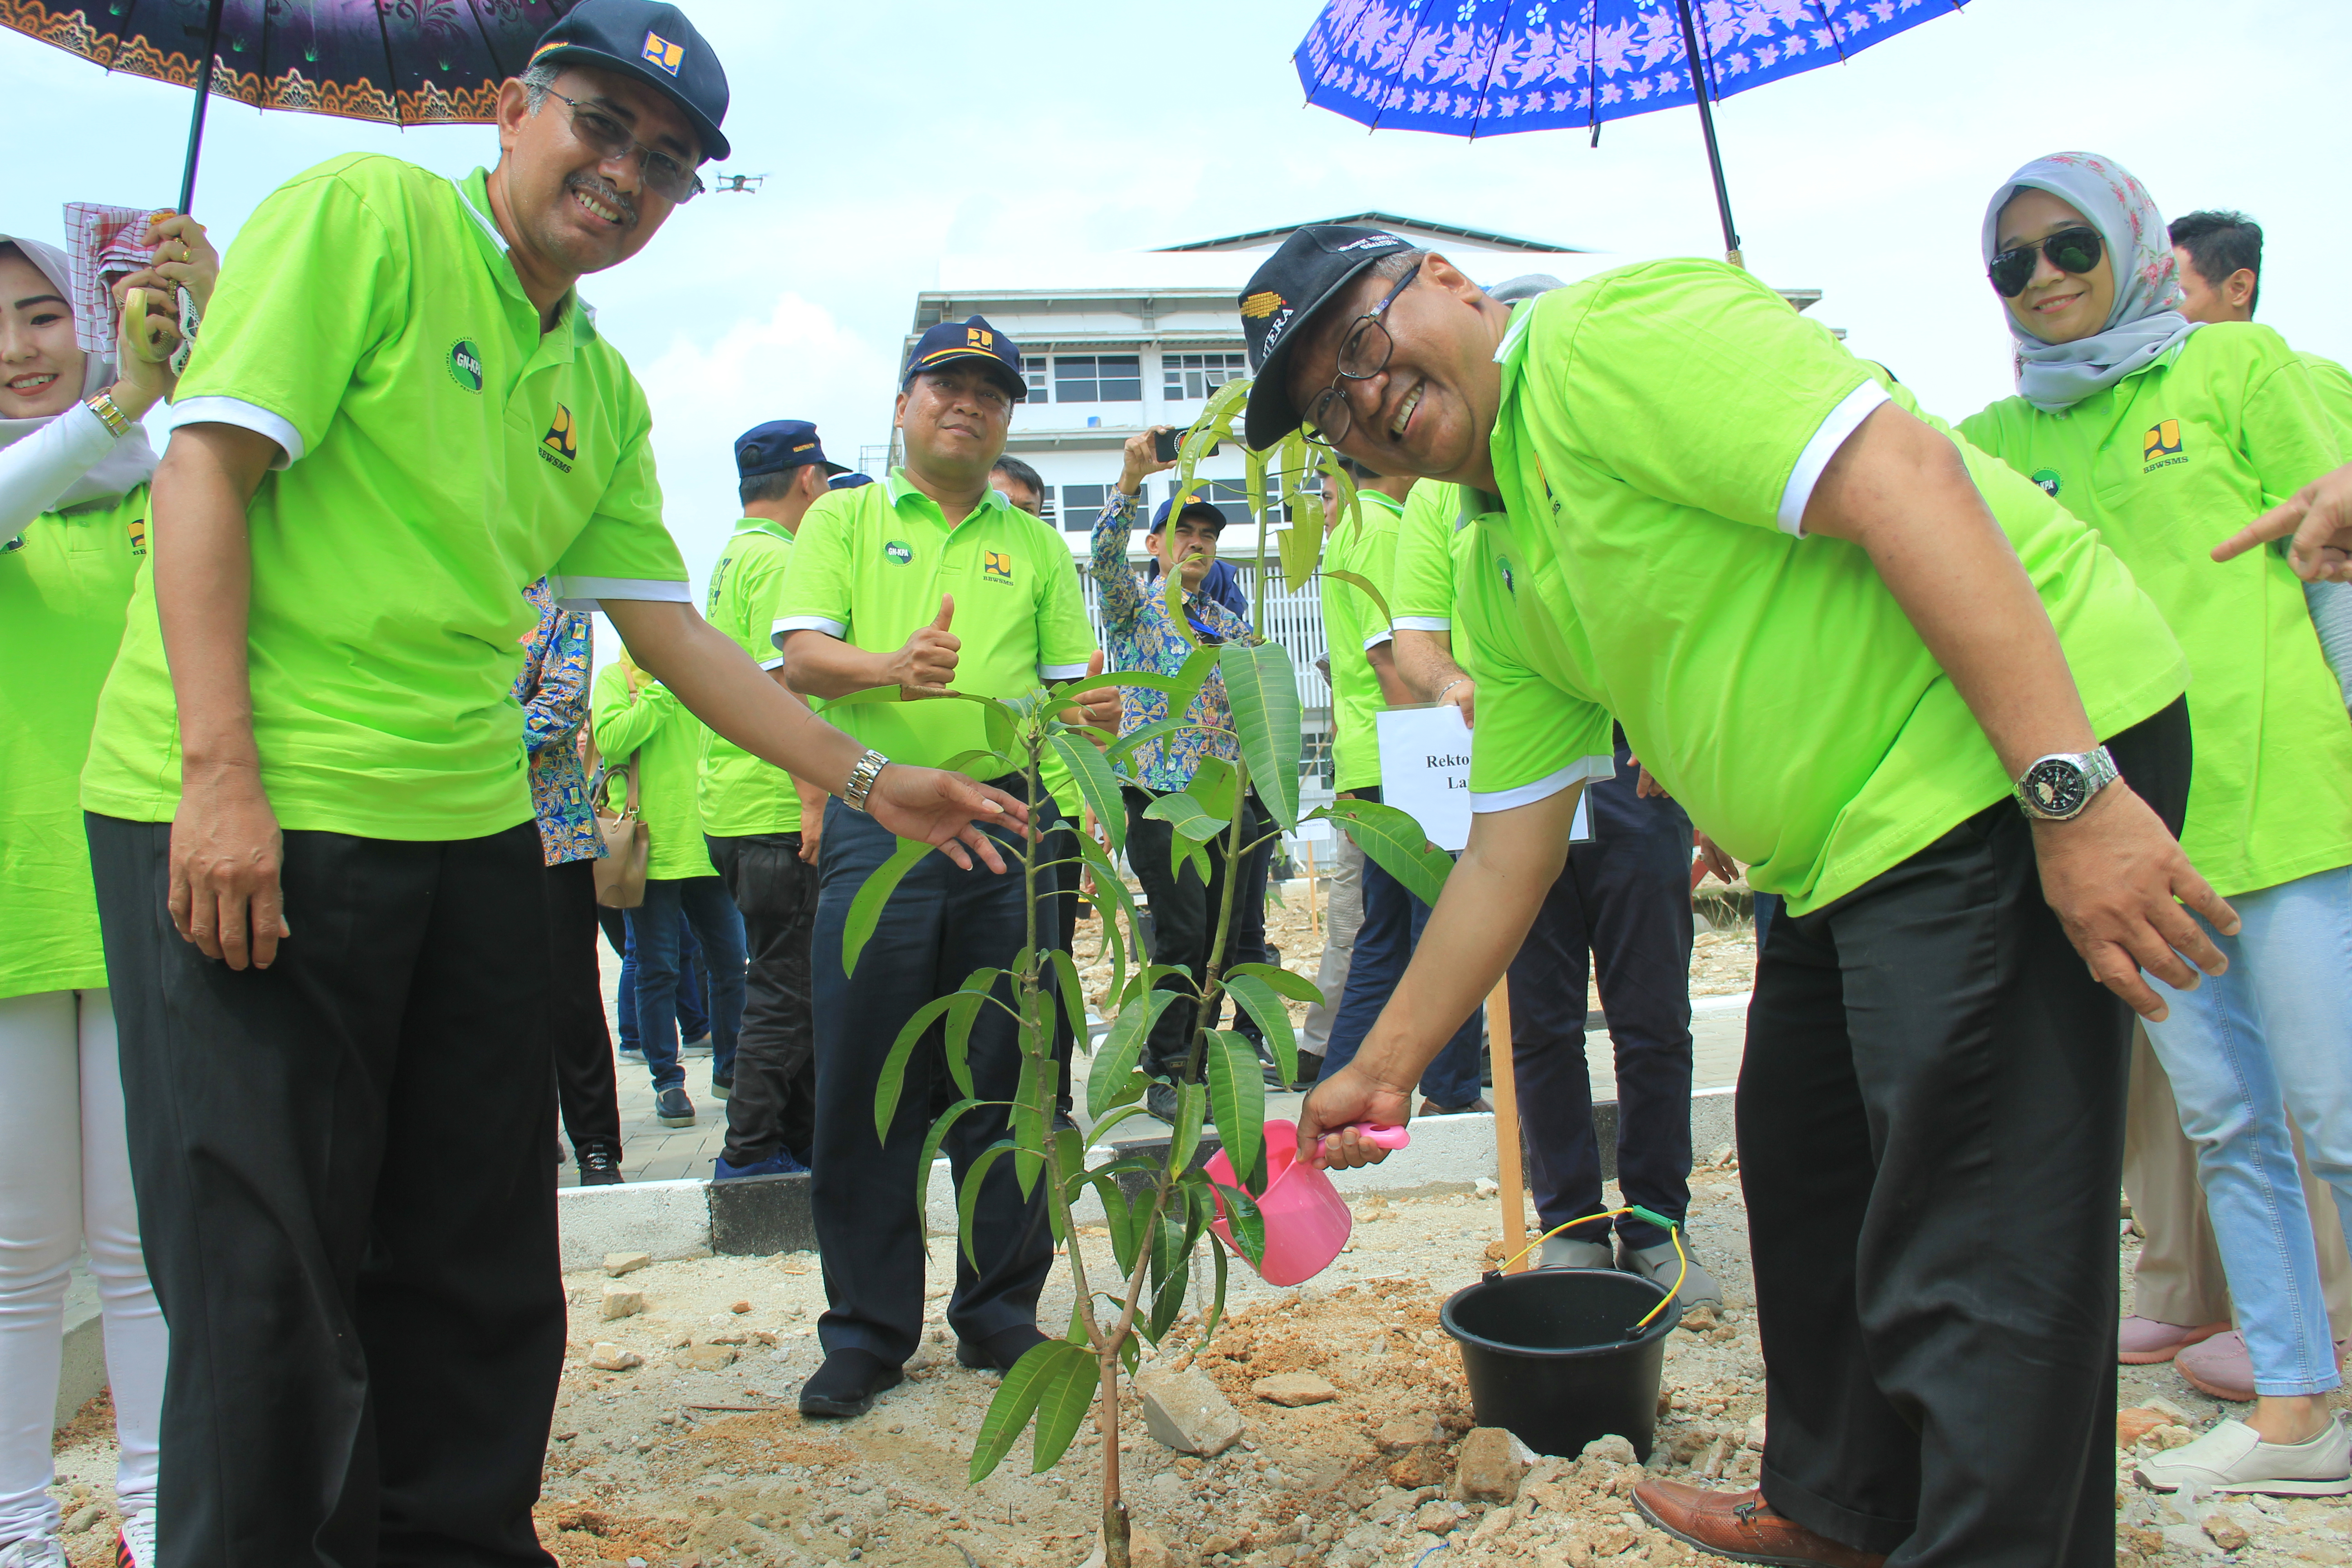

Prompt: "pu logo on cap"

[983,550,1014,583]
[792,441,815,453]
[540,405,578,472]
[642,31,685,75]
[967,327,994,349]
[1241,291,1285,320]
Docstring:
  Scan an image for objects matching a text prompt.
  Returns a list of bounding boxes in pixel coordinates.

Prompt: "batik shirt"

[1088,489,1260,794]
[515,576,603,866]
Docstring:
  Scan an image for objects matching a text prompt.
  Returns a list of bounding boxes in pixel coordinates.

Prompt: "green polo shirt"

[1959,323,2352,897]
[592,664,714,881]
[1,485,148,1000]
[1481,260,2185,916]
[700,517,803,836]
[1319,487,1404,793]
[1393,478,1479,630]
[80,154,689,840]
[772,470,1094,776]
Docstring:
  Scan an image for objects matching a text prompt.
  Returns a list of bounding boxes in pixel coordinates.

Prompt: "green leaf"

[1168,1078,1206,1173]
[1223,974,1300,1094]
[1174,643,1224,701]
[1074,832,1138,998]
[1200,1220,1230,1344]
[1046,949,1090,1062]
[1227,961,1321,1004]
[1011,1049,1049,1198]
[1202,1029,1265,1186]
[916,1098,980,1213]
[936,747,1022,777]
[842,837,931,976]
[872,990,966,1143]
[1278,495,1325,588]
[936,690,1019,755]
[942,966,1000,1102]
[1318,798,1454,908]
[1160,561,1195,650]
[1085,1099,1158,1147]
[1221,642,1303,829]
[1210,1180,1268,1270]
[1059,670,1196,699]
[1103,713,1194,767]
[1323,568,1392,627]
[1088,990,1180,1120]
[1047,734,1127,854]
[1029,1343,1101,1473]
[1142,789,1228,839]
[956,1140,1018,1270]
[968,1337,1067,1485]
[1186,756,1238,824]
[813,685,904,711]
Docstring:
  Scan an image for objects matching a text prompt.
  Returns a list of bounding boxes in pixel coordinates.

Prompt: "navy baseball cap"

[735,419,845,479]
[1239,225,1417,449]
[828,471,874,490]
[527,0,731,163]
[1151,494,1230,534]
[902,315,1025,401]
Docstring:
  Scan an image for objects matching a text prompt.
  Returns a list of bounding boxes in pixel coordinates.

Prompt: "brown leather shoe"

[1633,1478,1887,1568]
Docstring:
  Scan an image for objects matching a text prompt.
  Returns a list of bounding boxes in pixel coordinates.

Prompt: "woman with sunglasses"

[1959,151,2352,1497]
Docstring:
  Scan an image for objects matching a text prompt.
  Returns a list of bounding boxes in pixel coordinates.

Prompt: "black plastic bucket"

[1440,1267,1675,1461]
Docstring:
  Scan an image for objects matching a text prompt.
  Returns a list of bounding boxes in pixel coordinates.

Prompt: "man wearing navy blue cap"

[702,421,845,1182]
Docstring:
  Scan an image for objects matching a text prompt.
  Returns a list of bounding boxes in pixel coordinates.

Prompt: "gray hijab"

[0,231,159,509]
[1983,152,2198,414]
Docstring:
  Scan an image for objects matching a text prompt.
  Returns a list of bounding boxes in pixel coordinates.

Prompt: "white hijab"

[0,232,159,509]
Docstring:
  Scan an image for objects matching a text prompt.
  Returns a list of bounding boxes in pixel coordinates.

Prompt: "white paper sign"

[1376,705,1474,853]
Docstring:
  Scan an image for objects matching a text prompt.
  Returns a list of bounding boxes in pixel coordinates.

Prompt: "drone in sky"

[712,173,767,195]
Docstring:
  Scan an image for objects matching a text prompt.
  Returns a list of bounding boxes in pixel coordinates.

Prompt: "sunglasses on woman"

[1987,225,2103,298]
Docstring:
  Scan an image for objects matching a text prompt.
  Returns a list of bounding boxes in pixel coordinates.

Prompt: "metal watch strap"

[841,749,889,813]
[86,392,130,438]
[2012,745,2119,822]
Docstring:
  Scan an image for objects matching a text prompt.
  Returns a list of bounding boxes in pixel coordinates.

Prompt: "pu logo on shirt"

[2143,419,2186,473]
[708,555,733,612]
[642,30,685,75]
[884,540,913,565]
[127,517,147,556]
[2031,468,2062,498]
[540,405,578,473]
[983,550,1014,583]
[1498,556,1516,596]
[446,338,484,394]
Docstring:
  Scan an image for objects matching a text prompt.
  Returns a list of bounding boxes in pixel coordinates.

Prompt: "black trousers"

[1511,736,1695,1253]
[707,831,818,1166]
[1045,818,1083,1118]
[85,814,564,1568]
[547,857,621,1156]
[1123,785,1274,1080]
[1739,699,2191,1566]
[810,796,1058,1365]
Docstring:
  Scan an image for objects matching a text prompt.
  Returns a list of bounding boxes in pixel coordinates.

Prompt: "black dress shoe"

[1144,1082,1180,1124]
[956,1324,1049,1372]
[575,1140,624,1186]
[798,1349,903,1418]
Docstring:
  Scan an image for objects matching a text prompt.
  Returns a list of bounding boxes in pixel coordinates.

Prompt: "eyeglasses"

[548,92,704,205]
[1302,261,1423,448]
[1988,225,2103,299]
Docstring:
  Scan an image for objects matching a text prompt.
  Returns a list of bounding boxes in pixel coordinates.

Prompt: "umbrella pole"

[175,0,228,214]
[1673,0,1744,269]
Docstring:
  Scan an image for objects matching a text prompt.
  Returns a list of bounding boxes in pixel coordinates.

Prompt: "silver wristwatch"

[841,749,890,813]
[2012,746,2119,822]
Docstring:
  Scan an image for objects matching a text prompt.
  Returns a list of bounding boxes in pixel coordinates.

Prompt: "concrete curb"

[555,1088,1739,1267]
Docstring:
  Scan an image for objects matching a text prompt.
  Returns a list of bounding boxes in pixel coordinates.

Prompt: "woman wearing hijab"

[0,214,215,1568]
[1958,152,2352,1497]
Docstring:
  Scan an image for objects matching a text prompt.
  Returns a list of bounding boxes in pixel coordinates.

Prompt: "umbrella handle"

[176,0,229,215]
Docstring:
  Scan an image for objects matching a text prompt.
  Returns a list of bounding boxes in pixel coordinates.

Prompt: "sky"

[10,0,2352,612]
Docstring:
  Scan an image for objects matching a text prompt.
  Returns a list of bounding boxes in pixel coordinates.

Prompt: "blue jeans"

[2144,864,2352,1396]
[626,877,746,1093]
[615,913,709,1050]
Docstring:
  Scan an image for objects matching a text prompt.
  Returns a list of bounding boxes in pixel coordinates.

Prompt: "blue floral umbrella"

[3,0,580,212]
[1295,0,1966,264]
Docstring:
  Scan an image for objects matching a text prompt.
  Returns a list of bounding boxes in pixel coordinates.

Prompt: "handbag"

[591,756,649,910]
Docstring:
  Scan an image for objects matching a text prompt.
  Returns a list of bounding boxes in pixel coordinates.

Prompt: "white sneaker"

[117,1509,157,1568]
[0,1534,69,1568]
[2135,1414,2352,1496]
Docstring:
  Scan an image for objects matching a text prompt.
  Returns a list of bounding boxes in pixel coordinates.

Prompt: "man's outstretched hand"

[2031,783,2235,1021]
[1297,1062,1414,1171]
[2215,466,2352,582]
[865,763,1028,873]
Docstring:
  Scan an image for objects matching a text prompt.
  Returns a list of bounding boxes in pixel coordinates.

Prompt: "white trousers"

[0,990,163,1542]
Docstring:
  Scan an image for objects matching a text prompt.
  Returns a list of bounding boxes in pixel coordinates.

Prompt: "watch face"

[2024,758,2089,817]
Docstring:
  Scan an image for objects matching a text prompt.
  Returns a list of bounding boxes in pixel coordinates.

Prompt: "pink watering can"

[1205,1119,1411,1287]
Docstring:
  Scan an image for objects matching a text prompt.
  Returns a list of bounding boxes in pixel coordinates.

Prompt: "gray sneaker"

[654,1086,696,1128]
[1538,1235,1616,1270]
[0,1534,69,1568]
[1620,1237,1725,1311]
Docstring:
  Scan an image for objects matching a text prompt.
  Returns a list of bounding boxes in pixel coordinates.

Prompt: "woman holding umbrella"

[0,212,215,1568]
[1959,151,2352,1497]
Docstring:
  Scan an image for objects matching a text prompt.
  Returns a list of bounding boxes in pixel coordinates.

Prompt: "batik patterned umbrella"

[3,0,578,209]
[1295,0,1966,262]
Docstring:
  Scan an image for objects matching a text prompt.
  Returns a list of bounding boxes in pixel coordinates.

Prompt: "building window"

[1054,355,1142,403]
[1059,483,1109,531]
[1163,351,1248,402]
[1024,359,1051,403]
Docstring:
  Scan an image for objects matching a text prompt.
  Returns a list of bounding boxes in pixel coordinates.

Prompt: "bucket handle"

[1490,1204,1689,1335]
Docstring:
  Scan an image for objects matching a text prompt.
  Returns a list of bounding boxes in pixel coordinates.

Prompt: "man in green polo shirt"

[1249,227,2235,1566]
[76,7,1027,1561]
[701,419,843,1180]
[774,315,1103,1419]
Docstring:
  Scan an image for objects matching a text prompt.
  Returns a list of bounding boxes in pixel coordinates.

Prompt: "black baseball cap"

[828,471,875,490]
[902,314,1025,402]
[1239,225,1416,449]
[1151,494,1230,534]
[735,419,845,479]
[527,0,730,163]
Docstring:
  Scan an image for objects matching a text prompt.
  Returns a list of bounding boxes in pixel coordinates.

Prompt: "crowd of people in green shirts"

[6,0,2352,1556]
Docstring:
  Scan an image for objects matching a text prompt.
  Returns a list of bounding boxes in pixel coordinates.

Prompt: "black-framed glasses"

[1988,225,2103,298]
[1302,261,1424,448]
[549,92,704,205]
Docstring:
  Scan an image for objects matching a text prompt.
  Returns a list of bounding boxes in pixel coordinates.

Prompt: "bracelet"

[86,392,131,438]
[841,749,889,813]
[1437,677,1466,701]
